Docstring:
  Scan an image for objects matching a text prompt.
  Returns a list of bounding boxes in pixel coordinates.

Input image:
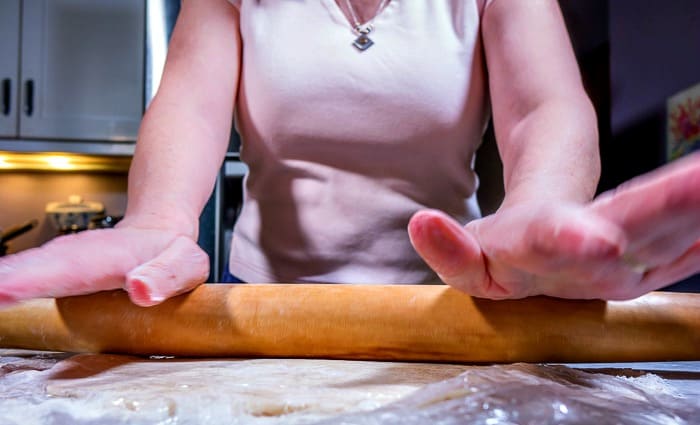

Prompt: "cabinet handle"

[1,79,10,116]
[24,80,34,117]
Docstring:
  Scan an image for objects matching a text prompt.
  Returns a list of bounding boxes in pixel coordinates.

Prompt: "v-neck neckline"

[325,0,394,29]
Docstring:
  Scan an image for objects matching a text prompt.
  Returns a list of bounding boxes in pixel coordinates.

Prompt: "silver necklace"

[343,0,389,51]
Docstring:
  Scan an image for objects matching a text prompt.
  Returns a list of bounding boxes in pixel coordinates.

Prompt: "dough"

[0,350,469,424]
[319,363,700,425]
[1,350,699,425]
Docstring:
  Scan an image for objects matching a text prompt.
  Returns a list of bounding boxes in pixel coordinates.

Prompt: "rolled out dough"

[2,350,699,425]
[0,350,469,424]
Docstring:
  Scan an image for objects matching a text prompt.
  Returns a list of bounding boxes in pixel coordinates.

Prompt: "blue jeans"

[221,263,245,283]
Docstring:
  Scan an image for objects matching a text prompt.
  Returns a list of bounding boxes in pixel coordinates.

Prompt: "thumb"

[125,235,210,307]
[408,210,494,297]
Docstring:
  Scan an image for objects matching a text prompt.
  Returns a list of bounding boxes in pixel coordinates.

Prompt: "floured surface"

[0,350,470,424]
[1,350,699,425]
[319,363,700,425]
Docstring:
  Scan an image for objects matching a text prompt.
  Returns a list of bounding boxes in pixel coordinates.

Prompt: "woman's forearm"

[482,0,600,209]
[497,95,600,209]
[119,0,241,238]
[123,101,231,238]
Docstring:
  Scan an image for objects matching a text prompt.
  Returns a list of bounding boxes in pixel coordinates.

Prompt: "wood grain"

[0,284,698,362]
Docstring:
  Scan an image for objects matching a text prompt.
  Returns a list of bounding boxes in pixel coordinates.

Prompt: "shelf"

[0,139,135,157]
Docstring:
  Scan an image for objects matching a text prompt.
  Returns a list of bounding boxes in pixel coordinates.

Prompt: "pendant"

[352,24,374,52]
[353,34,374,51]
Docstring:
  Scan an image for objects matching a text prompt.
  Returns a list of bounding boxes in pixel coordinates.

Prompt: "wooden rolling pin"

[0,284,698,363]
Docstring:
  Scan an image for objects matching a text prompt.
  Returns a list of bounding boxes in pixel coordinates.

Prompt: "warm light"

[45,155,74,170]
[0,152,131,172]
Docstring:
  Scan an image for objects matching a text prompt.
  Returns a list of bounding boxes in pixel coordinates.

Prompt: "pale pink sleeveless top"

[227,0,492,283]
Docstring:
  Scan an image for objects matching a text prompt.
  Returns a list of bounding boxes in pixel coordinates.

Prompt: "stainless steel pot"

[45,195,104,235]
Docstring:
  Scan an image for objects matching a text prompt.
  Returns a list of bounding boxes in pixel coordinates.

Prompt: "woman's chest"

[236,0,489,141]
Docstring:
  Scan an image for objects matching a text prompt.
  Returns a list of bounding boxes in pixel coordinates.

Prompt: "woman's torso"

[228,0,491,283]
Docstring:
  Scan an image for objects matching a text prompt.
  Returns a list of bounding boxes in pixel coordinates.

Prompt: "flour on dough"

[0,350,468,424]
[316,363,700,425]
[1,350,699,425]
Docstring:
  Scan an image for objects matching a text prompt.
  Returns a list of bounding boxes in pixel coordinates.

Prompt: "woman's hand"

[0,0,244,310]
[409,153,700,300]
[0,225,209,308]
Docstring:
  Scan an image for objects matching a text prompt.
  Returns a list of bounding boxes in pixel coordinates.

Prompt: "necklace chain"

[343,0,389,50]
[345,0,388,34]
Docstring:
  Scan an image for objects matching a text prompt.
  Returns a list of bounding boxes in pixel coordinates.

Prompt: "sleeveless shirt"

[227,0,492,283]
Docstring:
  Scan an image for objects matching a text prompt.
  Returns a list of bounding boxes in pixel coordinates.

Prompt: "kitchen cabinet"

[0,0,144,144]
[0,1,21,138]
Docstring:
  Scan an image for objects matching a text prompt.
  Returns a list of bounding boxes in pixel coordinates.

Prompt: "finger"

[591,152,700,254]
[408,210,511,298]
[594,151,700,211]
[636,239,700,295]
[125,235,210,307]
[632,226,700,268]
[0,230,147,306]
[0,294,13,309]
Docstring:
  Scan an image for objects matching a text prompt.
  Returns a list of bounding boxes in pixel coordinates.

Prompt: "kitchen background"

[1,0,698,289]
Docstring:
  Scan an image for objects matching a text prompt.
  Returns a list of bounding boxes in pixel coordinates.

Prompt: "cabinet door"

[0,0,20,137]
[20,0,145,141]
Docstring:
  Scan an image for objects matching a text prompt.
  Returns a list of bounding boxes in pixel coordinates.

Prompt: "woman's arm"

[121,0,241,237]
[408,0,700,300]
[0,0,241,307]
[410,0,613,299]
[481,0,600,207]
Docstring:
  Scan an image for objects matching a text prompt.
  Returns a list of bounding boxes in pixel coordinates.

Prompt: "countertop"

[565,361,700,398]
